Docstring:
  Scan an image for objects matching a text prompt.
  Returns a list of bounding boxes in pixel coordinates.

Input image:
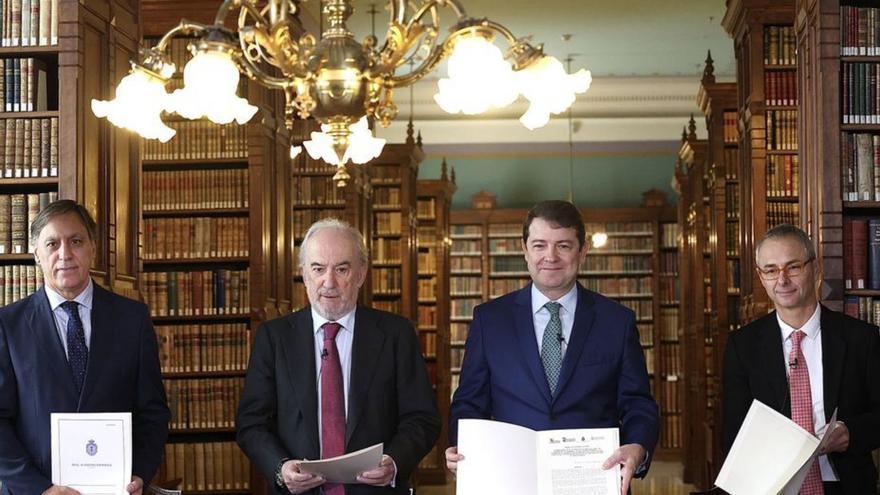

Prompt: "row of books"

[142,269,250,317]
[660,223,679,248]
[727,259,742,293]
[374,211,402,235]
[373,186,401,207]
[0,263,41,307]
[722,148,740,180]
[371,267,401,294]
[451,224,481,237]
[659,251,677,274]
[292,155,336,174]
[156,323,250,373]
[161,442,250,492]
[843,296,880,324]
[451,239,480,254]
[489,256,527,273]
[580,276,652,296]
[489,278,526,298]
[141,120,249,161]
[417,250,437,274]
[369,164,400,183]
[417,198,437,219]
[143,169,249,211]
[165,378,244,430]
[841,133,880,201]
[295,175,345,206]
[417,225,437,246]
[726,183,740,217]
[591,237,654,251]
[1,0,58,46]
[644,347,655,376]
[1,57,47,112]
[658,308,680,340]
[841,62,880,124]
[488,238,521,253]
[450,347,465,370]
[450,322,468,344]
[0,192,54,253]
[373,299,401,314]
[292,209,336,239]
[372,238,401,264]
[766,109,798,151]
[764,71,798,107]
[418,278,436,300]
[451,276,481,295]
[766,202,799,229]
[637,323,654,346]
[660,414,683,449]
[584,221,653,234]
[763,25,797,66]
[620,299,654,320]
[726,222,741,256]
[843,217,880,290]
[0,117,58,178]
[144,217,248,260]
[723,111,738,144]
[840,6,880,56]
[582,254,652,272]
[766,154,799,197]
[659,278,679,304]
[487,223,520,236]
[417,305,436,328]
[660,343,682,376]
[658,377,682,412]
[450,256,480,272]
[451,298,479,320]
[419,331,437,358]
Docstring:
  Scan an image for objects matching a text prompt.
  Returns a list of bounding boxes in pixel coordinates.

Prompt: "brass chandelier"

[92,0,591,186]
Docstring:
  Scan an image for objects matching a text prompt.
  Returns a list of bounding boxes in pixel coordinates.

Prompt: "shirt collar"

[777,304,821,342]
[311,306,356,335]
[45,279,94,311]
[531,283,578,316]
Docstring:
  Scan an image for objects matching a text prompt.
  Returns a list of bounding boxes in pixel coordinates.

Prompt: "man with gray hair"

[236,218,440,494]
[0,200,170,495]
[722,224,880,494]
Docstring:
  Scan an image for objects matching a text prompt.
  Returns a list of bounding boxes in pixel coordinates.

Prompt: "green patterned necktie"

[541,301,563,395]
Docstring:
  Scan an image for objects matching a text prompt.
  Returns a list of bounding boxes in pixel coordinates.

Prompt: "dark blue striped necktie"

[61,300,88,394]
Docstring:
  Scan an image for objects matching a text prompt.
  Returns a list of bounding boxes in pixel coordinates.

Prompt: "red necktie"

[789,330,824,495]
[321,322,345,495]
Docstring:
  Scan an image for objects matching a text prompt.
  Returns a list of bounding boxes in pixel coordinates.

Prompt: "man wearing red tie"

[236,219,439,494]
[722,224,880,494]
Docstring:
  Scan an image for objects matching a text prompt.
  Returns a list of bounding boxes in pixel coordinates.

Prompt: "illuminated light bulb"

[434,36,518,115]
[290,145,302,159]
[517,55,592,130]
[303,125,340,164]
[90,67,176,142]
[344,117,386,164]
[167,50,258,125]
[591,232,608,249]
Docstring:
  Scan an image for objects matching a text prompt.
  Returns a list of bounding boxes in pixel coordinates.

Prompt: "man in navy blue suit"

[446,200,659,495]
[0,200,170,495]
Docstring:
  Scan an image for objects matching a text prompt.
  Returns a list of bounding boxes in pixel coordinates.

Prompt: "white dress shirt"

[531,283,577,356]
[778,304,837,481]
[46,279,94,358]
[311,307,356,451]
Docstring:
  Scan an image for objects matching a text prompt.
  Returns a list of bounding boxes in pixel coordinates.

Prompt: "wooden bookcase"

[723,0,800,323]
[448,193,681,457]
[414,162,456,485]
[367,133,422,322]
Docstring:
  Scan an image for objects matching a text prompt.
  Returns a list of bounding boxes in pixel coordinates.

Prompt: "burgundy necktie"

[789,330,824,495]
[321,322,345,495]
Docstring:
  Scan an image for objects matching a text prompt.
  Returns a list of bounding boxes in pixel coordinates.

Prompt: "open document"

[298,443,383,483]
[456,419,620,495]
[715,400,838,495]
[51,412,132,495]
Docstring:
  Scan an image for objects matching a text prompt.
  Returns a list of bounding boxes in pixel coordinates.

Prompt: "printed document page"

[535,427,620,495]
[298,443,383,483]
[51,412,132,495]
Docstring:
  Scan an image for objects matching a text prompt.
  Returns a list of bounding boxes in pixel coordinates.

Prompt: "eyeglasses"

[756,257,814,281]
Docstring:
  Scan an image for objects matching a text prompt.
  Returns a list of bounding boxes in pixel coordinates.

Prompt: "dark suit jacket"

[0,283,170,494]
[722,305,880,492]
[235,305,440,494]
[448,284,659,473]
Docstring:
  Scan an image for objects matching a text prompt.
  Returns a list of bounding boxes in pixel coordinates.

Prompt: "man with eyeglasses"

[721,224,880,494]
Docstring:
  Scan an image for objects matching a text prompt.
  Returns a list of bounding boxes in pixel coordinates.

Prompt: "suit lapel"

[554,285,596,401]
[514,285,552,406]
[346,306,385,447]
[820,306,845,422]
[27,288,78,405]
[280,309,320,457]
[79,284,113,409]
[757,313,790,415]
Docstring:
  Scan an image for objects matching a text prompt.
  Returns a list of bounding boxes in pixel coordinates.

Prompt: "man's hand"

[445,446,464,474]
[42,486,81,495]
[602,443,646,495]
[126,476,144,495]
[280,460,325,494]
[357,454,395,486]
[820,421,850,454]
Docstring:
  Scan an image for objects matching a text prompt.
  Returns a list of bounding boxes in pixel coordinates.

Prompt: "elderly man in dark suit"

[0,200,170,495]
[722,224,880,494]
[236,218,440,494]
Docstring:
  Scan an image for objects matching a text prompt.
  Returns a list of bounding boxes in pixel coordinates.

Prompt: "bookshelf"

[448,191,681,457]
[140,35,253,494]
[414,162,456,485]
[723,0,800,323]
[367,131,422,322]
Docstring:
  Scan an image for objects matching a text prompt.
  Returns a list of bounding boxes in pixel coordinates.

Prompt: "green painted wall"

[418,153,678,209]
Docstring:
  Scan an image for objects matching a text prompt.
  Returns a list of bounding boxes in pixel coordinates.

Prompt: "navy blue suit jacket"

[0,283,170,494]
[449,284,659,471]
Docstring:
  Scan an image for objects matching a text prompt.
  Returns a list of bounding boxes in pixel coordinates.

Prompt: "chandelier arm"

[155,20,211,51]
[233,53,295,89]
[212,0,266,27]
[374,0,467,76]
